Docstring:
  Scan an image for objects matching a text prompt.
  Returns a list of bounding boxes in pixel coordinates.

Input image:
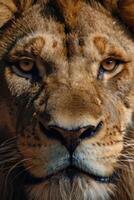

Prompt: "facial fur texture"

[1,0,134,200]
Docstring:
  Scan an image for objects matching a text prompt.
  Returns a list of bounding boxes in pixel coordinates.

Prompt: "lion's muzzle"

[39,121,103,154]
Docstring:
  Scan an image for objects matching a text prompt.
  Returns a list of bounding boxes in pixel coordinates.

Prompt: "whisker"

[11,165,34,183]
[0,137,17,146]
[5,158,33,187]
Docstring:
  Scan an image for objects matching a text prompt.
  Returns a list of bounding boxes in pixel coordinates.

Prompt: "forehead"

[32,4,112,36]
[10,1,126,62]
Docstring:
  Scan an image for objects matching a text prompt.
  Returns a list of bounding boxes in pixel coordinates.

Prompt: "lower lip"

[62,167,116,184]
[22,166,116,185]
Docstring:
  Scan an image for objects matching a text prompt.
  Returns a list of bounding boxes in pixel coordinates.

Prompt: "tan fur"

[93,36,108,55]
[55,0,82,27]
[0,0,134,200]
[0,0,17,28]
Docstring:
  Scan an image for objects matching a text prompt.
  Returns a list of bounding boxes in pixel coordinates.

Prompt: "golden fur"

[0,0,134,200]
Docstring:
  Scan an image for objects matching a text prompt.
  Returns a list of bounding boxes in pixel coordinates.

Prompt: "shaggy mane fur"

[1,0,134,30]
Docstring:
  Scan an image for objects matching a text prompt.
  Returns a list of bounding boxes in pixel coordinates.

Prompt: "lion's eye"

[19,58,34,73]
[101,58,117,71]
[10,57,40,81]
[98,58,123,80]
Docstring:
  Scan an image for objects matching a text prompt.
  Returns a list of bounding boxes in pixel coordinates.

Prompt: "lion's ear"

[102,0,134,32]
[0,0,35,28]
[118,0,134,32]
[0,0,17,28]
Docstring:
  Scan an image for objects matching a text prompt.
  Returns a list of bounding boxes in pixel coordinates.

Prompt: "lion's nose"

[40,122,103,154]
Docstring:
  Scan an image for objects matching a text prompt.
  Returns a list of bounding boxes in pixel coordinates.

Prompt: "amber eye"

[98,58,124,80]
[19,58,34,73]
[10,57,41,81]
[101,58,117,71]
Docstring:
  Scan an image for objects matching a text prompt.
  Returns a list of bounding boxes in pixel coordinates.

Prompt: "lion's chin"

[26,169,115,200]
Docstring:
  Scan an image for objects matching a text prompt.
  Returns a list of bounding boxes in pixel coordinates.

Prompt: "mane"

[114,125,134,199]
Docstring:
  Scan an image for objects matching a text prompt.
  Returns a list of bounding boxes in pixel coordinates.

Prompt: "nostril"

[80,126,95,139]
[80,121,103,140]
[40,123,64,142]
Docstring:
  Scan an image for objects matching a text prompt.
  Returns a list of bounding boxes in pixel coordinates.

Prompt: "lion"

[0,0,134,199]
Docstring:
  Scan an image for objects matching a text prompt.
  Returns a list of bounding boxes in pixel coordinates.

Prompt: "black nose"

[40,122,103,154]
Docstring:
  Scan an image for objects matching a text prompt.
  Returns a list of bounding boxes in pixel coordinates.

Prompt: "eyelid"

[9,56,34,63]
[106,55,130,63]
[19,57,34,61]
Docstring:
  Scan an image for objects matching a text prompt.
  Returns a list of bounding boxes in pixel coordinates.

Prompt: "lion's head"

[0,0,134,199]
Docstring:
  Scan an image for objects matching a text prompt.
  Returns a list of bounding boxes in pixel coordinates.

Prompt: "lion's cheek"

[17,136,69,178]
[73,140,123,177]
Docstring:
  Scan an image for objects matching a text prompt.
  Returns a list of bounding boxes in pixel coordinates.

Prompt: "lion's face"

[1,0,134,200]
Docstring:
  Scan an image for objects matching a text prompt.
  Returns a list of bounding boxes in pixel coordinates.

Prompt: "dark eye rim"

[101,57,124,72]
[7,58,41,82]
[97,57,126,80]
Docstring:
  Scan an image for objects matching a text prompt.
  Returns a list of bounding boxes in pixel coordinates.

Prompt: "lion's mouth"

[22,165,116,185]
[44,166,116,183]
